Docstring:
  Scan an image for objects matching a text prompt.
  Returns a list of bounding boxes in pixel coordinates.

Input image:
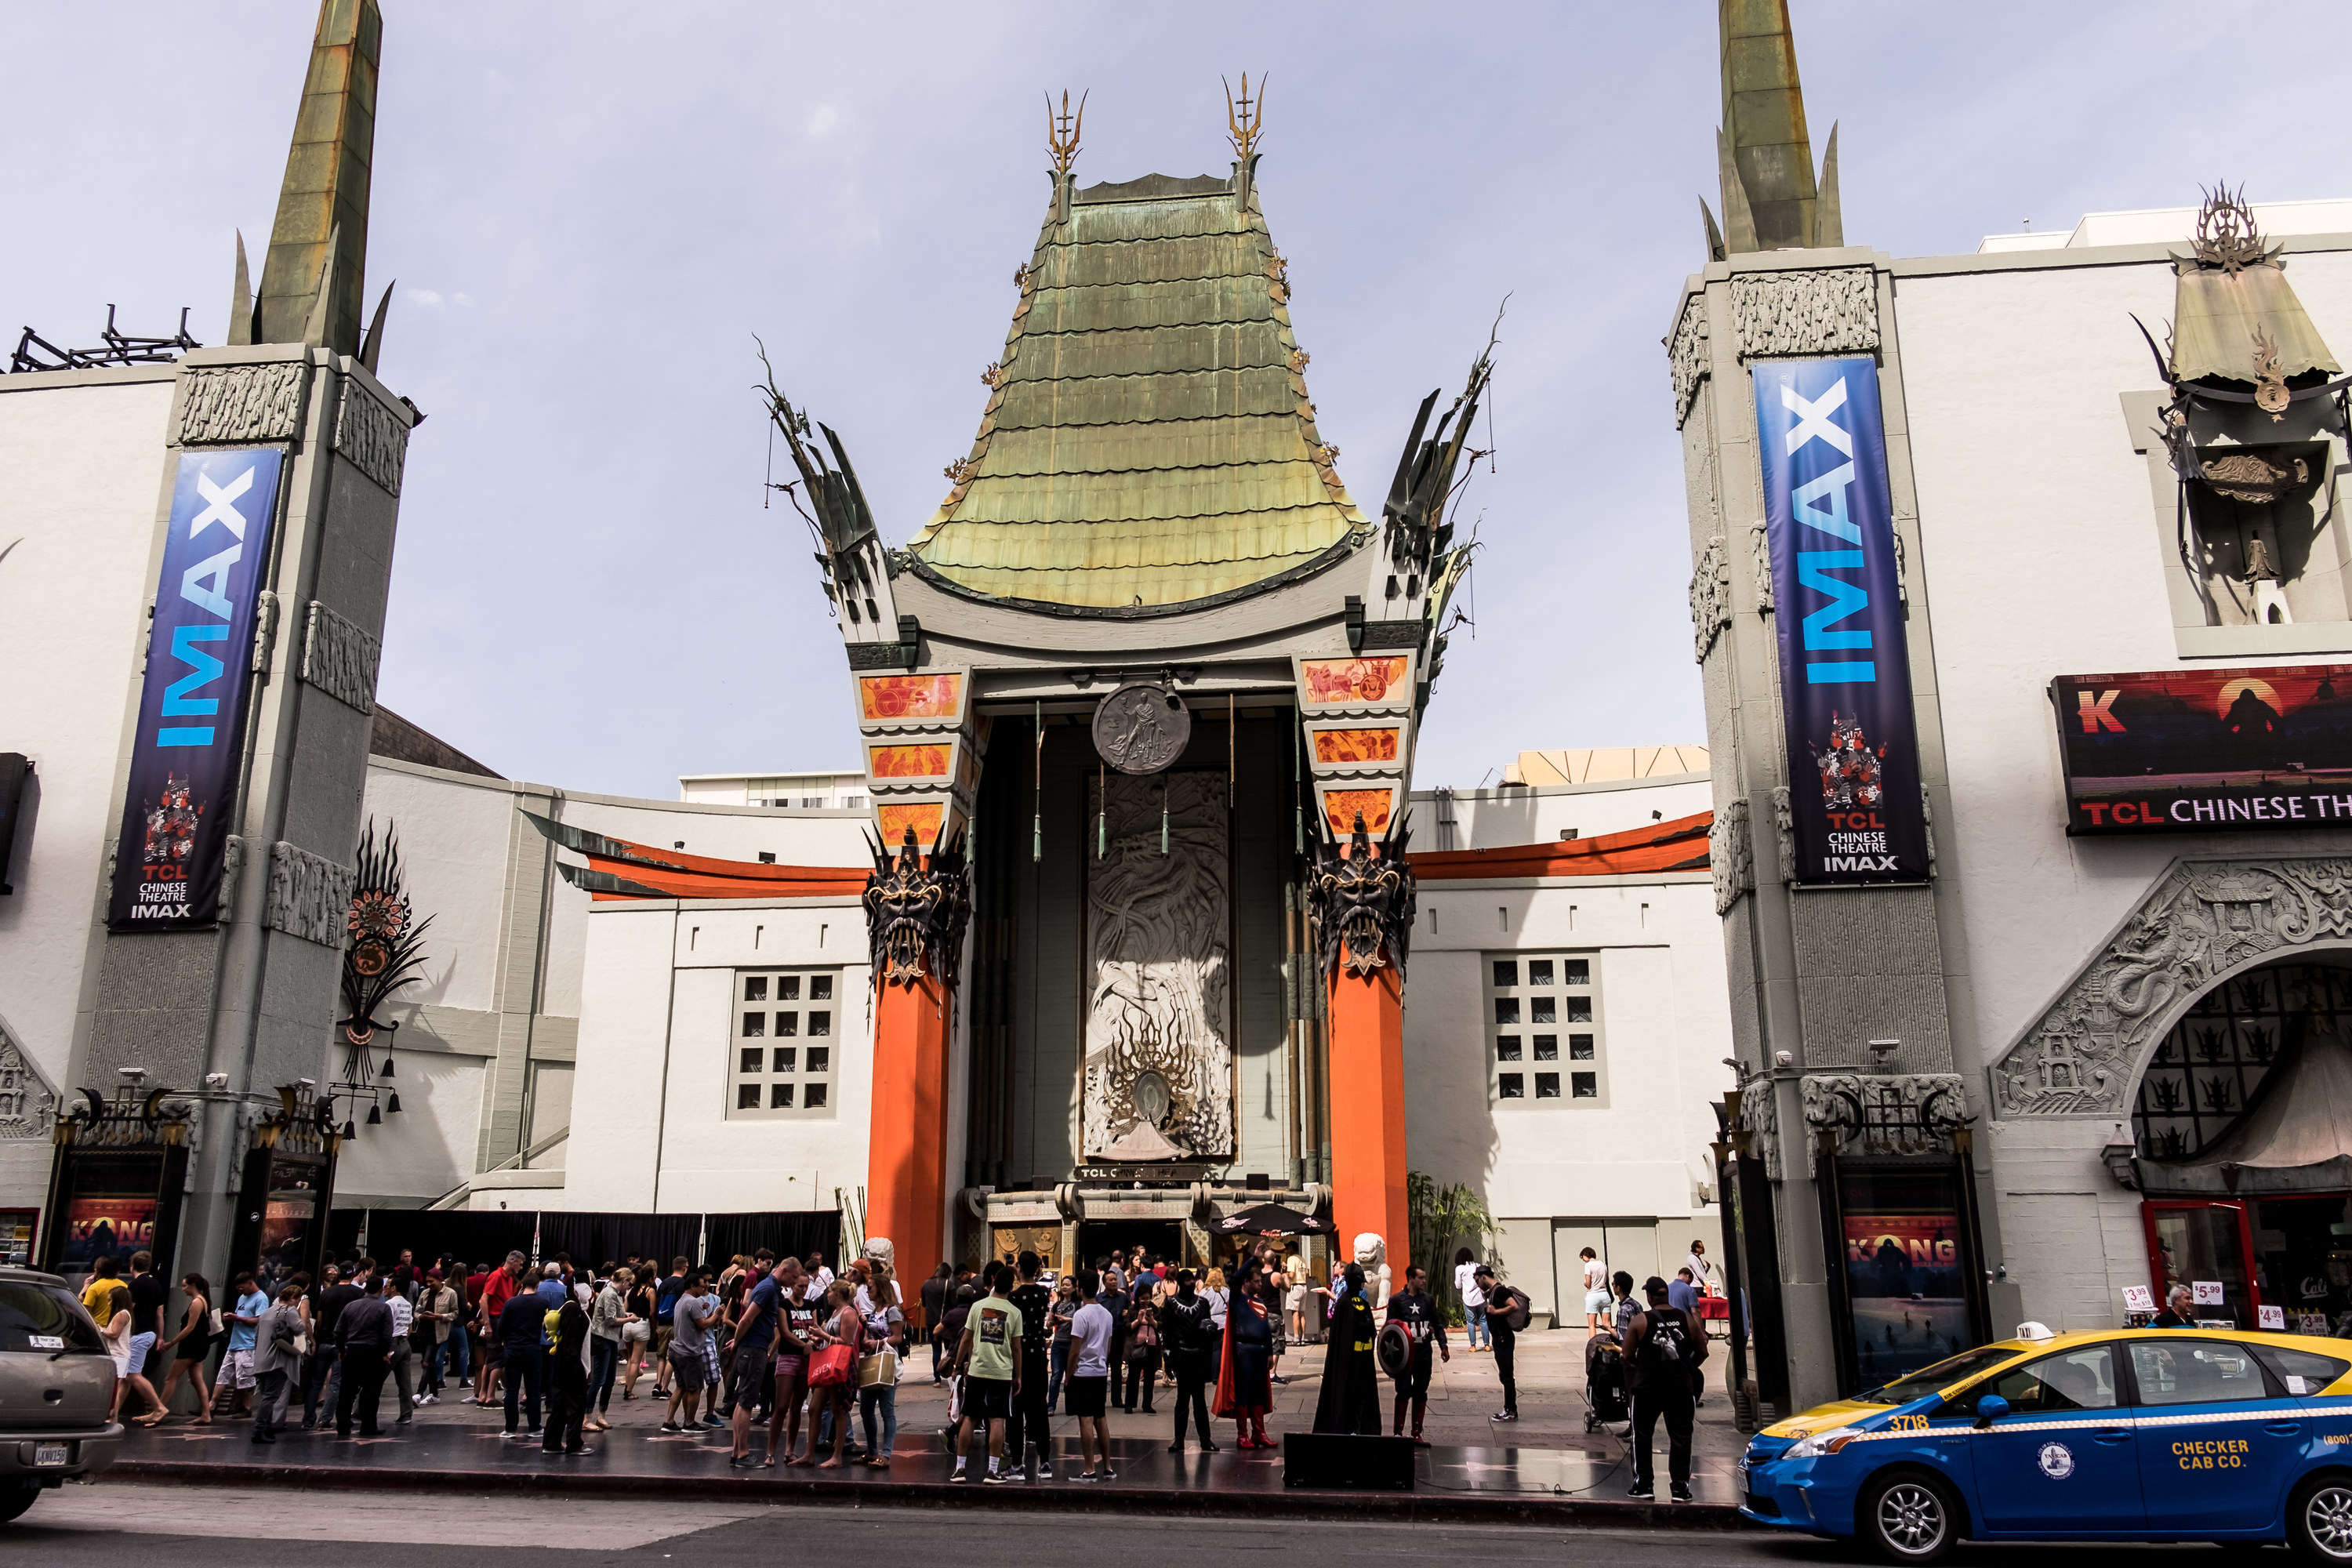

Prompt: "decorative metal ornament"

[1307,811,1417,981]
[862,827,972,989]
[1091,683,1190,775]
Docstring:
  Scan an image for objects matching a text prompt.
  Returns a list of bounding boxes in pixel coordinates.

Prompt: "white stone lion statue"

[1352,1231,1392,1308]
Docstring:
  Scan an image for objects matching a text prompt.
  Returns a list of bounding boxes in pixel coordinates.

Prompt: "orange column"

[1327,963,1410,1269]
[867,974,951,1283]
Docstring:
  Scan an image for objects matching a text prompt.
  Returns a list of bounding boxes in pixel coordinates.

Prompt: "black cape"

[1312,1287,1381,1434]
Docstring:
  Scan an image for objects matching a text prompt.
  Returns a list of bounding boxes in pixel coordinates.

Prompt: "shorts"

[1065,1374,1108,1417]
[487,1340,507,1369]
[965,1375,1013,1421]
[1286,1285,1308,1312]
[622,1321,650,1347]
[732,1343,771,1389]
[773,1353,805,1379]
[1584,1288,1612,1316]
[652,1323,673,1357]
[668,1343,708,1393]
[125,1332,158,1377]
[216,1348,256,1391]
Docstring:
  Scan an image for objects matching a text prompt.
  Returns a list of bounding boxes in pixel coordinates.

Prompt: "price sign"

[2259,1304,2287,1330]
[2193,1280,2227,1306]
[2122,1285,2156,1314]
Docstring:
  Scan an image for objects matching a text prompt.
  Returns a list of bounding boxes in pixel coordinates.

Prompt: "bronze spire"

[1702,0,1842,257]
[241,0,383,357]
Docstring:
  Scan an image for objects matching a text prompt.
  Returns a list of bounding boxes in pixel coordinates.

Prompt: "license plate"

[33,1444,68,1468]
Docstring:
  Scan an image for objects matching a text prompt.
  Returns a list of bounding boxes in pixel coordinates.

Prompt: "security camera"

[203,1073,229,1090]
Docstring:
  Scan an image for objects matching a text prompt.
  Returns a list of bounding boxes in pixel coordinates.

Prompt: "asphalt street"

[5,1480,2295,1563]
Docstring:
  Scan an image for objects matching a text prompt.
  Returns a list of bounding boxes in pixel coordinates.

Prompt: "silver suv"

[0,1268,121,1522]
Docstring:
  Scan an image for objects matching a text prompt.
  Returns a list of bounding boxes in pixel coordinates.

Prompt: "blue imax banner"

[1754,358,1929,883]
[108,449,284,929]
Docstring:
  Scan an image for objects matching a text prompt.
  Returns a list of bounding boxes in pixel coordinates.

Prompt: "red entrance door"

[2142,1200,2263,1325]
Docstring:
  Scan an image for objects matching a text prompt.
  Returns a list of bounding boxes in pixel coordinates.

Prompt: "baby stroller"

[1583,1333,1629,1432]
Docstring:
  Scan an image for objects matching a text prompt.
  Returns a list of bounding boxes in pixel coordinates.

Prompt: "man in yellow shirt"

[80,1258,123,1319]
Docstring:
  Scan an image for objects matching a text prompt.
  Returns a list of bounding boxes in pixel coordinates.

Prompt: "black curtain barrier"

[330,1209,535,1272]
[703,1210,842,1271]
[537,1212,702,1273]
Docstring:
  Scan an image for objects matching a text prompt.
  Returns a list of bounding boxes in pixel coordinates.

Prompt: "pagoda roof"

[904,164,1367,614]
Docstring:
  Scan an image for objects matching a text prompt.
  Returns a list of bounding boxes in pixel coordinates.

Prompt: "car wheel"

[0,1483,41,1525]
[1860,1471,1960,1566]
[2291,1475,2352,1563]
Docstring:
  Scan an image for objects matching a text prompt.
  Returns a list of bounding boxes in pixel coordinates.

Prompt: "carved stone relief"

[1738,1075,1783,1182]
[334,385,409,496]
[1689,535,1731,663]
[1769,786,1795,884]
[1921,785,1936,877]
[301,601,380,714]
[1801,1073,1969,1170]
[1711,798,1753,916]
[1730,268,1881,361]
[0,1029,59,1141]
[1082,771,1233,1162]
[1749,521,1775,614]
[221,835,248,920]
[1668,295,1711,428]
[178,363,307,445]
[266,840,357,948]
[1991,857,2352,1118]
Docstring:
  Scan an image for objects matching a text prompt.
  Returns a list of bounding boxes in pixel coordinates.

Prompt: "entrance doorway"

[1077,1219,1183,1272]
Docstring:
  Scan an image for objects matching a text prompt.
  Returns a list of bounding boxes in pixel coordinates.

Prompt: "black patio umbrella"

[1213,1202,1334,1236]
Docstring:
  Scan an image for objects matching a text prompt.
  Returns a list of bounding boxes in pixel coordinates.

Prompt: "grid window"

[729,968,842,1120]
[1485,949,1606,1109]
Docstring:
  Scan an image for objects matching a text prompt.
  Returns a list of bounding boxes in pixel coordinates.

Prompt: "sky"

[5,1,2349,799]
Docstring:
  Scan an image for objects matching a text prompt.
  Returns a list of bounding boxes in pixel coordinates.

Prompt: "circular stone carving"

[1092,684,1191,775]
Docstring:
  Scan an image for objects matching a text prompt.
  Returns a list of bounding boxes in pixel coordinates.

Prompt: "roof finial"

[1223,71,1266,163]
[1046,89,1086,178]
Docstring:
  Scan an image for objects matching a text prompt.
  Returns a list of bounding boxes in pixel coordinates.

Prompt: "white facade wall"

[1403,772,1731,1324]
[1893,238,2352,1329]
[0,368,178,1206]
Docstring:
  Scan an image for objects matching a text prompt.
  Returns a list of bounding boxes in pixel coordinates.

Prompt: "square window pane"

[1566,996,1592,1023]
[808,1047,830,1074]
[1496,1036,1522,1062]
[776,1013,798,1036]
[805,1083,829,1109]
[1564,959,1589,986]
[770,1083,795,1109]
[1531,996,1557,1024]
[1527,959,1554,987]
[744,977,768,1002]
[1494,997,1520,1025]
[1492,960,1518,988]
[1571,1073,1598,1098]
[1535,1073,1560,1098]
[779,976,801,1001]
[741,1012,765,1037]
[810,1011,831,1037]
[775,1047,797,1073]
[735,1084,760,1110]
[1534,1035,1558,1061]
[1497,1074,1524,1099]
[812,975,833,1000]
[1570,1034,1595,1061]
[739,1047,764,1074]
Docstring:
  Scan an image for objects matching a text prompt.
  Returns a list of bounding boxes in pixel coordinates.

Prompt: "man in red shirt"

[473,1252,526,1406]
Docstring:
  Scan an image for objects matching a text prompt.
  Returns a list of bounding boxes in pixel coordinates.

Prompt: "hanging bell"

[379,1054,395,1079]
[365,1104,383,1126]
[343,1120,358,1141]
[387,1091,402,1114]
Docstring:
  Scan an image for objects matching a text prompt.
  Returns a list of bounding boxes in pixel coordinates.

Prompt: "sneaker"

[1073,1469,1100,1483]
[1492,1410,1518,1421]
[982,1472,1007,1486]
[1033,1458,1054,1479]
[949,1468,971,1484]
[423,1394,438,1406]
[659,1422,681,1433]
[1102,1465,1119,1481]
[1628,1483,1655,1500]
[1671,1483,1693,1503]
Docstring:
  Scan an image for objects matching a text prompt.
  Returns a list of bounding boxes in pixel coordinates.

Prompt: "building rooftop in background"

[677,770,866,810]
[1978,198,2352,254]
[1500,746,1709,786]
[368,706,501,779]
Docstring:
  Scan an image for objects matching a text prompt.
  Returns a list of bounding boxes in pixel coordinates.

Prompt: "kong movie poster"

[2050,664,2352,834]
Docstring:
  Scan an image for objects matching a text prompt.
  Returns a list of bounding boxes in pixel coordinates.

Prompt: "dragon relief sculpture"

[1308,811,1417,981]
[862,828,972,989]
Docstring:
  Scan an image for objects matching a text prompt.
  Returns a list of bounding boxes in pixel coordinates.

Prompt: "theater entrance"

[1077,1218,1185,1272]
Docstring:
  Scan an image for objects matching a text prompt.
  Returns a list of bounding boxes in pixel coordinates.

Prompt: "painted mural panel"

[1299,657,1409,707]
[1312,728,1401,765]
[1321,787,1395,837]
[858,673,962,721]
[876,800,945,847]
[868,743,951,779]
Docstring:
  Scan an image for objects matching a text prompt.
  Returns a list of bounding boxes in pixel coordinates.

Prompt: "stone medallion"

[1091,683,1191,775]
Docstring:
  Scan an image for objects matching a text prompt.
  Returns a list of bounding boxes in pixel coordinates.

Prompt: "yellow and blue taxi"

[1740,1324,2352,1563]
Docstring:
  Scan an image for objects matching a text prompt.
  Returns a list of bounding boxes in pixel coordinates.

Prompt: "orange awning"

[1409,811,1711,880]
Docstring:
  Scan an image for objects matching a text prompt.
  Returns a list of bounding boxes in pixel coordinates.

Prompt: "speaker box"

[1281,1432,1417,1490]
